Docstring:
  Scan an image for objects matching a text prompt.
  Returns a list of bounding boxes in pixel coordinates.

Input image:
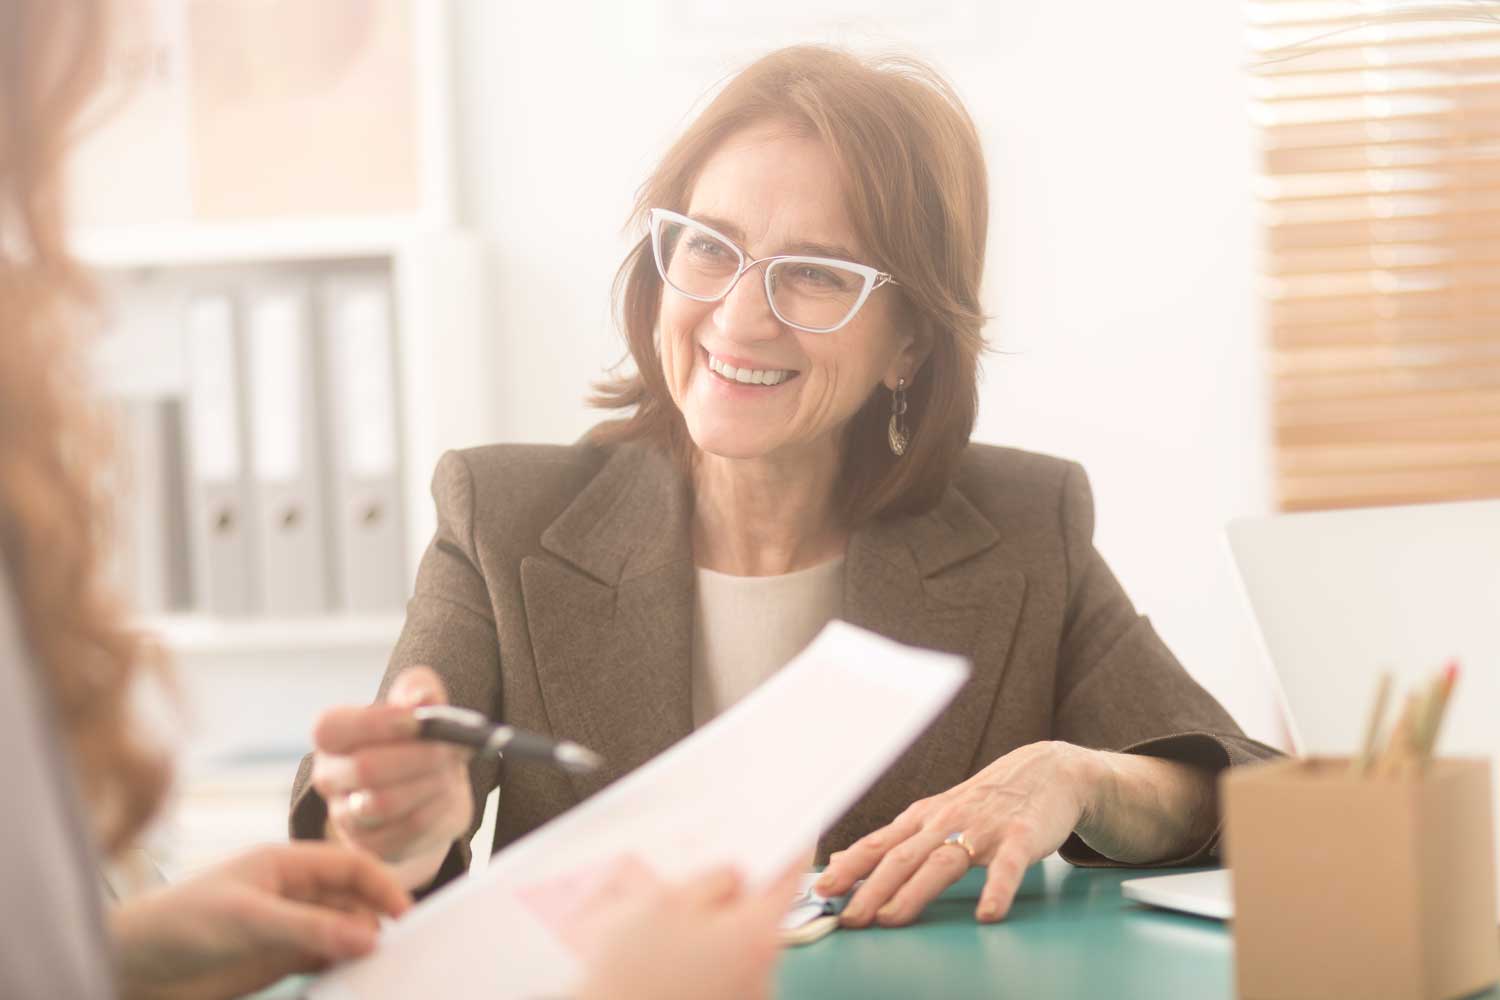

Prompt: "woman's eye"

[791,265,846,290]
[686,236,730,259]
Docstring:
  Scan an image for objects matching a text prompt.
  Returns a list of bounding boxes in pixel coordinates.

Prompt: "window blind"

[1250,1,1500,510]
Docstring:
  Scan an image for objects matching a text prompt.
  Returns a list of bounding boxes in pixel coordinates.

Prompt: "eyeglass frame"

[647,207,899,334]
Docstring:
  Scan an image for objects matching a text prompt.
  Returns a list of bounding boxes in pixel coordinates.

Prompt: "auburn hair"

[590,45,989,521]
[0,0,172,855]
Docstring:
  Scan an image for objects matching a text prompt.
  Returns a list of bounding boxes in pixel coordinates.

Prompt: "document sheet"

[310,620,969,999]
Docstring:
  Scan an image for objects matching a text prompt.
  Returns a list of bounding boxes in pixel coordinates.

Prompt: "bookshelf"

[86,226,491,645]
[66,2,491,870]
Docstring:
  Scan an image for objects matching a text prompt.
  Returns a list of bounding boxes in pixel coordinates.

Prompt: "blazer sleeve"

[289,450,503,891]
[1049,462,1280,868]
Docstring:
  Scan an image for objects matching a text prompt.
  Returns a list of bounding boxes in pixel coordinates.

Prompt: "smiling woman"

[291,44,1278,932]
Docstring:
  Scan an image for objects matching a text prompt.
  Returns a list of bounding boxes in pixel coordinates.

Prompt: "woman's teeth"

[707,353,792,386]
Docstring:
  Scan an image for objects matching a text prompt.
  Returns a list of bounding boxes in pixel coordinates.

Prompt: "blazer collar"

[539,443,693,588]
[537,442,1005,584]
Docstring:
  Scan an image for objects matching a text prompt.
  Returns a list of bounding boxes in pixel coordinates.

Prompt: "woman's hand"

[575,863,801,1000]
[814,741,1217,927]
[109,842,411,1000]
[310,666,474,890]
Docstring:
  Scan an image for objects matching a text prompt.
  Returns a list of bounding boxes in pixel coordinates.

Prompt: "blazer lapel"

[520,444,694,800]
[833,487,1028,847]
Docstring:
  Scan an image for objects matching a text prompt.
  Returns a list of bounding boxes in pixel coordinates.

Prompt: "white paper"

[309,620,968,1000]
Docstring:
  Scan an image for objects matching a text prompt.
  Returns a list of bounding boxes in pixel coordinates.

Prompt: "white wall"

[451,0,1287,746]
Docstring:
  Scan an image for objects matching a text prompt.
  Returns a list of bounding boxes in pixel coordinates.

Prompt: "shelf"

[71,216,439,269]
[140,613,405,655]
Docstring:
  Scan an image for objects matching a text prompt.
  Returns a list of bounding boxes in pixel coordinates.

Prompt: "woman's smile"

[702,348,799,391]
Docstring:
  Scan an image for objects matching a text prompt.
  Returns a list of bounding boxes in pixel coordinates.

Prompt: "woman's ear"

[884,330,932,391]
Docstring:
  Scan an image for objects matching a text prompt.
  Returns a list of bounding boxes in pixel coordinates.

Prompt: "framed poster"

[69,0,450,229]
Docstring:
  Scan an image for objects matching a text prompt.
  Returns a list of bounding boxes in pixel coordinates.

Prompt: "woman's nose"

[712,267,781,342]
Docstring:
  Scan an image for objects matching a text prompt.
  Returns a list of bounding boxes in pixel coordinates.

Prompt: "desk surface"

[779,858,1500,1000]
[256,858,1500,999]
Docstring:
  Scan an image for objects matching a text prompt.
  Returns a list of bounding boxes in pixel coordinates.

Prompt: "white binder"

[320,273,407,612]
[182,295,256,615]
[115,397,193,614]
[244,283,332,616]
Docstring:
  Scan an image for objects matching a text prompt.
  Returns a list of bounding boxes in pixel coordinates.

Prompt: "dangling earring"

[888,377,910,457]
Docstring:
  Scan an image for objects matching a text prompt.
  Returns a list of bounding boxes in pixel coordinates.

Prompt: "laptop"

[1122,498,1500,920]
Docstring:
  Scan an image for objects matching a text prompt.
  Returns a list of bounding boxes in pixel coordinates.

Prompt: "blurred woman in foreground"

[0,3,788,998]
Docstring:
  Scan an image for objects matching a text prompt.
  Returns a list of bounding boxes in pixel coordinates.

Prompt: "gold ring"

[346,789,381,829]
[941,831,976,864]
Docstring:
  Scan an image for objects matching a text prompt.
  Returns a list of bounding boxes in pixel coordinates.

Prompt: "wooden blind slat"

[1268,212,1500,251]
[1278,471,1500,511]
[1257,74,1500,106]
[1262,175,1500,206]
[1263,193,1500,227]
[1264,108,1500,143]
[1271,322,1500,348]
[1274,369,1500,402]
[1259,48,1500,80]
[1279,440,1500,475]
[1269,289,1500,324]
[1266,271,1500,301]
[1266,144,1500,177]
[1272,342,1500,371]
[1276,414,1500,446]
[1275,388,1500,425]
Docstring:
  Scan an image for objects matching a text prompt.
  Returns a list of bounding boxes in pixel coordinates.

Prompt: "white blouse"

[691,556,845,726]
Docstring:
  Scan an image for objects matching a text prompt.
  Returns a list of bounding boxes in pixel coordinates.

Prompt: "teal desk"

[780,858,1500,1000]
[253,857,1500,999]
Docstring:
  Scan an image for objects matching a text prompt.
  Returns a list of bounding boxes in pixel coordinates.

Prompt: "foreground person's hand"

[576,862,802,1000]
[110,842,411,1000]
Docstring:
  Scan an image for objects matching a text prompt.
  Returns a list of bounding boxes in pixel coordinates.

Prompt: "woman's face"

[659,122,919,465]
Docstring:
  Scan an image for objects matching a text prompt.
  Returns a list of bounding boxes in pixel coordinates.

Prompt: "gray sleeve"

[0,569,117,999]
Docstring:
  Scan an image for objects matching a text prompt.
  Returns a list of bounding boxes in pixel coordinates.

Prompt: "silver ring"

[941,831,976,864]
[346,789,382,829]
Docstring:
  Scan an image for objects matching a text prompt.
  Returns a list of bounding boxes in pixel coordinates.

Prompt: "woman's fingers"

[313,704,418,755]
[341,788,462,859]
[246,893,383,963]
[311,666,447,758]
[870,837,974,927]
[266,842,413,919]
[814,811,924,896]
[326,771,447,832]
[386,665,448,708]
[839,826,948,927]
[312,742,457,798]
[976,839,1033,923]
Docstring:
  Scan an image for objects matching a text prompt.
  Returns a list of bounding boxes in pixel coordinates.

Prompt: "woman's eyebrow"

[781,238,860,261]
[694,214,748,244]
[691,213,861,262]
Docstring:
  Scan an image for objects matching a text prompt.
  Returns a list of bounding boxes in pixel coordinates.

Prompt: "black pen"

[412,705,604,774]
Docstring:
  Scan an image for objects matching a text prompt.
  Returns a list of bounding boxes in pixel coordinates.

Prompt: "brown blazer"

[291,439,1276,889]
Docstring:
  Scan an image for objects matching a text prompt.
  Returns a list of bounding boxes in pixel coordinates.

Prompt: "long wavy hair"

[0,0,172,854]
